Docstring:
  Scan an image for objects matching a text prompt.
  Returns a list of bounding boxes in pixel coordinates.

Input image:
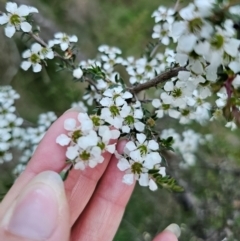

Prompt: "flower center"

[145,64,152,72]
[72,130,82,143]
[172,88,182,98]
[181,109,190,116]
[211,34,224,49]
[30,53,40,64]
[188,17,203,33]
[10,14,21,26]
[162,104,170,110]
[110,105,120,116]
[97,142,105,150]
[41,47,49,56]
[125,115,134,125]
[79,150,90,161]
[131,162,143,174]
[62,35,69,42]
[91,115,101,126]
[138,145,148,156]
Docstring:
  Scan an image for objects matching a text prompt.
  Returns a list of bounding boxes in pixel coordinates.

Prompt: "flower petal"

[20,21,32,32]
[33,63,42,73]
[20,61,31,71]
[6,2,18,13]
[56,134,71,146]
[0,14,9,25]
[5,25,16,38]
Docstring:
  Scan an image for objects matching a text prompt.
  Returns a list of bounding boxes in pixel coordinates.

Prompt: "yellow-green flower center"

[131,162,143,174]
[172,88,182,98]
[125,115,134,125]
[79,150,90,161]
[181,109,190,116]
[97,142,105,150]
[72,130,82,143]
[162,104,170,110]
[138,145,147,156]
[30,53,40,64]
[10,14,21,26]
[188,17,203,33]
[62,35,69,42]
[91,115,101,126]
[211,34,224,49]
[110,105,119,116]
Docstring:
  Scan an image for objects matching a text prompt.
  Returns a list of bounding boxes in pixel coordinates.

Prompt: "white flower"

[54,32,78,51]
[120,103,145,133]
[98,45,122,55]
[0,2,38,38]
[194,0,216,17]
[73,67,83,79]
[152,99,180,119]
[97,126,120,154]
[125,134,160,170]
[215,89,228,108]
[39,45,54,60]
[101,54,123,71]
[117,156,147,186]
[161,80,194,108]
[38,112,57,127]
[152,6,175,24]
[21,43,42,72]
[232,75,240,89]
[225,121,237,131]
[71,101,88,112]
[152,22,172,45]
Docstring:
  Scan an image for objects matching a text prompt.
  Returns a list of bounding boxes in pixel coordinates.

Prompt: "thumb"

[0,171,70,241]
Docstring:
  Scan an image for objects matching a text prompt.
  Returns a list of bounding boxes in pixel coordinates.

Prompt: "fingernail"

[2,171,65,240]
[64,107,85,113]
[164,223,181,238]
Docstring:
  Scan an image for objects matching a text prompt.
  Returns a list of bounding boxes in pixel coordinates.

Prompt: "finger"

[0,110,79,218]
[64,148,113,225]
[71,140,135,241]
[0,171,70,241]
[153,224,181,241]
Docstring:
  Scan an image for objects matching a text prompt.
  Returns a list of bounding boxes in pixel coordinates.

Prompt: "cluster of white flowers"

[161,128,211,168]
[149,0,240,127]
[0,86,22,163]
[116,133,166,191]
[56,113,120,170]
[20,31,78,72]
[0,85,57,173]
[1,0,240,192]
[56,107,167,190]
[13,111,57,175]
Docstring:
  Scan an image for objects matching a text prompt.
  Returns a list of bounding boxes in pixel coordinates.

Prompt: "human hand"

[0,110,180,241]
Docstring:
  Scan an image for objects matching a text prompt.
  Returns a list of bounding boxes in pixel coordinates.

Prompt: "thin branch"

[128,66,186,94]
[28,31,48,47]
[84,77,100,93]
[173,0,181,12]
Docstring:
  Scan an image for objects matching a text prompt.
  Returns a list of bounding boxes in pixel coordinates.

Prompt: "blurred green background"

[1,0,240,240]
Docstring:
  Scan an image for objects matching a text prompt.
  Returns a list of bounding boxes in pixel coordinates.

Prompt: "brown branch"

[128,66,186,94]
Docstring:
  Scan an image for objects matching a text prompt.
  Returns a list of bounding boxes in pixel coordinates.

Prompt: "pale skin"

[0,110,179,241]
